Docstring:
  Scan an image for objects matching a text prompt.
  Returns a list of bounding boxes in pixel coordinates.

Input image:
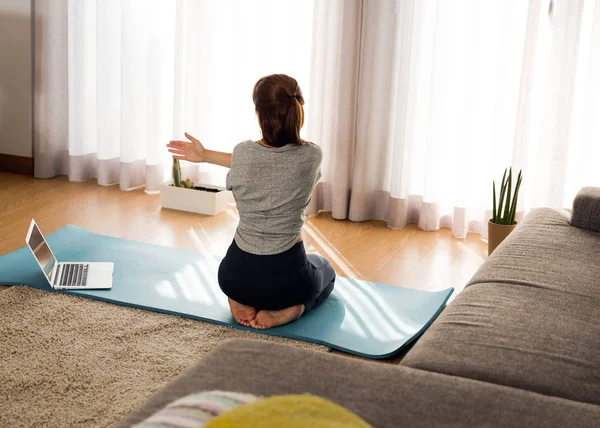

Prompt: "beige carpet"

[0,286,328,428]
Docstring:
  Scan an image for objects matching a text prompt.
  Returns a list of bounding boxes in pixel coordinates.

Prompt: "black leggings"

[218,239,336,312]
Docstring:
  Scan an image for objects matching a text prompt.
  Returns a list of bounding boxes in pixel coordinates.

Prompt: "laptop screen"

[27,222,56,282]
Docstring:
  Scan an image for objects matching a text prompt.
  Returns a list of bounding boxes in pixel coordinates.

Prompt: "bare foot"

[228,298,257,327]
[251,304,305,329]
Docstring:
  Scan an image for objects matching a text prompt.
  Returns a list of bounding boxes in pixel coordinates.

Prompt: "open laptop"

[26,219,113,290]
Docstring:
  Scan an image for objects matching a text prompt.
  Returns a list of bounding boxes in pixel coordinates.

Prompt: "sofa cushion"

[401,281,600,405]
[469,208,600,299]
[572,187,600,233]
[402,208,600,404]
[116,339,600,428]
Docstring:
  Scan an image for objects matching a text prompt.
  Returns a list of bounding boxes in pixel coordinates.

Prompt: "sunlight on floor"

[456,240,486,262]
[225,206,239,221]
[187,227,211,255]
[304,223,362,278]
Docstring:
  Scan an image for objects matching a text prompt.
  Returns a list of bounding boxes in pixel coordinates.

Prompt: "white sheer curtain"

[66,0,176,189]
[173,0,313,186]
[306,0,600,238]
[35,0,600,235]
[34,0,314,191]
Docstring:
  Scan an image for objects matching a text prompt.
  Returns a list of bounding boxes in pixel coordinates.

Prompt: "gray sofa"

[118,189,600,427]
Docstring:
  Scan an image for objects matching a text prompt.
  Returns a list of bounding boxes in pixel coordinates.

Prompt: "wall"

[0,0,32,158]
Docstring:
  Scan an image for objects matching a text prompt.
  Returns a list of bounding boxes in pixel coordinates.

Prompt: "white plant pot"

[160,180,232,216]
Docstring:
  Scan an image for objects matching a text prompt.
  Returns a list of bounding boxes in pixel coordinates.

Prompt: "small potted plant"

[159,159,231,215]
[488,168,523,255]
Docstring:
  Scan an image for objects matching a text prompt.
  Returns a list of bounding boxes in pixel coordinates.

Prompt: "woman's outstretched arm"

[167,132,232,168]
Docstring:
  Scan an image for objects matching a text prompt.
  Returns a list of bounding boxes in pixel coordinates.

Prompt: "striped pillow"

[134,391,260,428]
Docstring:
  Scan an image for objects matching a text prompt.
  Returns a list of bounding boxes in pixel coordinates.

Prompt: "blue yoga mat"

[0,225,452,359]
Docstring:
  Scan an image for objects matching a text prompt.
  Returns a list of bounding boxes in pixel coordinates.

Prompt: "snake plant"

[492,168,523,225]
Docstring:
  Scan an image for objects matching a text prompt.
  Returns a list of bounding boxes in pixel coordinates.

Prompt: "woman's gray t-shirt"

[226,140,322,255]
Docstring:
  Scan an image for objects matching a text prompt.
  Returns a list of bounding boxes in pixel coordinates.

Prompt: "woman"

[167,74,336,329]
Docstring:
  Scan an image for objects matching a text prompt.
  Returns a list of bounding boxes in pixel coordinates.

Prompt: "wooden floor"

[0,172,487,297]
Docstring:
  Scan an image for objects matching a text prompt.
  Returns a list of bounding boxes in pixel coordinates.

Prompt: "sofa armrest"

[116,339,600,428]
[571,187,600,232]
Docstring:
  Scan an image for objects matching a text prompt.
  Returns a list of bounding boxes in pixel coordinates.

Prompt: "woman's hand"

[167,133,206,163]
[168,133,233,168]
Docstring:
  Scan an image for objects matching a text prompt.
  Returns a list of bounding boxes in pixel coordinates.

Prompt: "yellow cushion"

[206,394,371,428]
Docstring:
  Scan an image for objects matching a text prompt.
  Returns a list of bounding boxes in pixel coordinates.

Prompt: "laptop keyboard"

[56,264,89,287]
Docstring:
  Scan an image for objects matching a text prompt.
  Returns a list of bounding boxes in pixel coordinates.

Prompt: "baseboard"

[0,153,34,176]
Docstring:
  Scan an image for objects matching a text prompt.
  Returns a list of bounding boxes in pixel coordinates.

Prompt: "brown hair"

[253,74,305,148]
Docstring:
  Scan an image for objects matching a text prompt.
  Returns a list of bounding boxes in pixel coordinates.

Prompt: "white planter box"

[160,180,232,215]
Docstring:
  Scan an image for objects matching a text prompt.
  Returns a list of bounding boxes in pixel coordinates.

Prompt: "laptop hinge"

[50,264,60,287]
